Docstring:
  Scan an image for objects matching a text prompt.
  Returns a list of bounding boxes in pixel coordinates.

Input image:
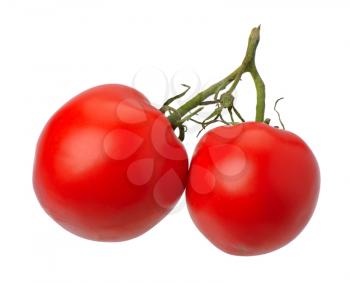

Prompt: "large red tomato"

[186,122,320,255]
[33,84,188,241]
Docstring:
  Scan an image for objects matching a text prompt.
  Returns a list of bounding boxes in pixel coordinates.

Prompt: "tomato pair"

[33,84,320,255]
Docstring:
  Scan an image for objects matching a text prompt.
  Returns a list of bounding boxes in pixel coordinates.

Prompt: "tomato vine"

[162,26,268,141]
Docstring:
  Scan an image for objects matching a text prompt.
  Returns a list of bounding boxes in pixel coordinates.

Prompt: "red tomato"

[186,122,320,255]
[33,84,188,241]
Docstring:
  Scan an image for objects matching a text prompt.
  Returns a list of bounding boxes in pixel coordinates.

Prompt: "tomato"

[186,122,320,255]
[33,84,188,241]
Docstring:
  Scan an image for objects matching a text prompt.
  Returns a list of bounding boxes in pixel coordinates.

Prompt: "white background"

[0,0,349,282]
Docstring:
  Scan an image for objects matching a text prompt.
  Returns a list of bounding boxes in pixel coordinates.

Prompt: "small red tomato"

[33,84,188,241]
[186,122,320,255]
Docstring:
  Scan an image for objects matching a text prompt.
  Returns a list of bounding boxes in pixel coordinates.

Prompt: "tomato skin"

[33,84,188,241]
[186,122,320,255]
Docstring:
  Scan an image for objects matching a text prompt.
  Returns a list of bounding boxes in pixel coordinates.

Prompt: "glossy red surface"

[33,84,188,241]
[186,122,320,255]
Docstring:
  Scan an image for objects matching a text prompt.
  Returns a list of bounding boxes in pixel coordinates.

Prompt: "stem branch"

[167,68,239,127]
[249,62,265,122]
[167,26,266,132]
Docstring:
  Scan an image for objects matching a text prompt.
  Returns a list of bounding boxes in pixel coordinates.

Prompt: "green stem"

[167,26,265,127]
[167,68,239,127]
[249,62,265,122]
